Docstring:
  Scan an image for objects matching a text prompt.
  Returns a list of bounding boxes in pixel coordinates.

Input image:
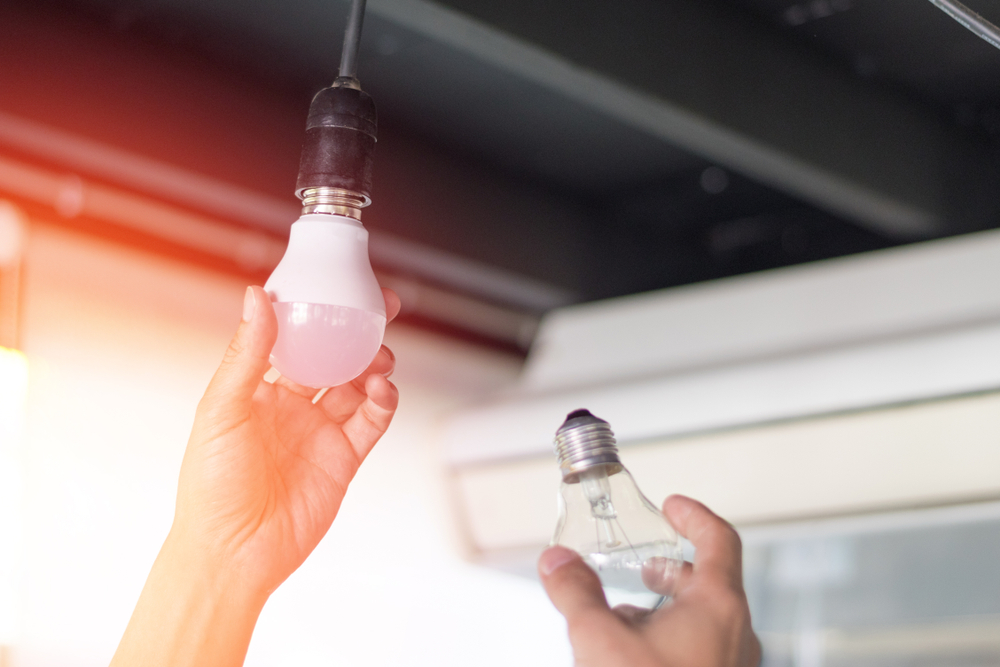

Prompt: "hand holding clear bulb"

[551,410,685,610]
[539,495,762,667]
[542,410,760,666]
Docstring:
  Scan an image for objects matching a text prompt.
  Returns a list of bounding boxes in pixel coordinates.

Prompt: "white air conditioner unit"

[442,229,1000,564]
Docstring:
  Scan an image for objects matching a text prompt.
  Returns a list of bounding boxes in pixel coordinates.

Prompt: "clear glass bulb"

[551,410,684,610]
[264,212,386,388]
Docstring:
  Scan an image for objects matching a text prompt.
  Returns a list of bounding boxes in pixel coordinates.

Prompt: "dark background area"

[2,0,1000,348]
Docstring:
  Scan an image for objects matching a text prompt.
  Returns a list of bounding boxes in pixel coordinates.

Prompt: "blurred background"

[1,0,1000,665]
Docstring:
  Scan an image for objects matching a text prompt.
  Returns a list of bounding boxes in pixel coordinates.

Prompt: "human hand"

[171,285,401,595]
[538,495,761,667]
[112,286,401,667]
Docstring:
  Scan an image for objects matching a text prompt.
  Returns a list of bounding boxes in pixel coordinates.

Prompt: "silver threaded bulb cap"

[554,409,623,481]
[300,186,371,219]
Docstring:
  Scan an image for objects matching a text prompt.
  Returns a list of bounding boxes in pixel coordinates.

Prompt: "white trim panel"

[523,229,1000,392]
[445,320,1000,465]
[453,392,1000,553]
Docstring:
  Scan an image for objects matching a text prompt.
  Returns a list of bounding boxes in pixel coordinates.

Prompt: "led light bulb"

[263,0,385,390]
[264,211,385,388]
[551,409,684,609]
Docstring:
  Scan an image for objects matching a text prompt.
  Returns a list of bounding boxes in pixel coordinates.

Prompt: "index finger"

[663,495,743,587]
[382,287,401,322]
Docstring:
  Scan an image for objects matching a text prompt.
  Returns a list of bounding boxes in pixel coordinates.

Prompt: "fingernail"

[540,547,578,576]
[379,345,395,377]
[242,287,256,322]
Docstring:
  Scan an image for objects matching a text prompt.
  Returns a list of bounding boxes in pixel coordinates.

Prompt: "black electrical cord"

[338,0,367,80]
[295,0,376,205]
[928,0,1000,51]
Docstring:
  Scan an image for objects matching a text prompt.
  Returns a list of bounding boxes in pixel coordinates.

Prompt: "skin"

[538,495,762,667]
[110,285,760,666]
[110,285,401,667]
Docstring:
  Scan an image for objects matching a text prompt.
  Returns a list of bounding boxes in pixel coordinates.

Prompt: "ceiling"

[4,0,1000,348]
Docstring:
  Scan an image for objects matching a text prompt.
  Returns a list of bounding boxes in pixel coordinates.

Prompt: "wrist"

[159,526,271,607]
[110,529,270,667]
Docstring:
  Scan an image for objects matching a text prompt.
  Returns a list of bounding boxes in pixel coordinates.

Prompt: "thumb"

[200,286,277,425]
[538,547,611,623]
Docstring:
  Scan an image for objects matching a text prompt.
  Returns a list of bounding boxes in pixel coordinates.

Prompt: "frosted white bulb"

[264,213,386,388]
[551,410,684,610]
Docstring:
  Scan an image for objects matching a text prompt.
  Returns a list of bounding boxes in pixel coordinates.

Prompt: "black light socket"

[295,82,377,200]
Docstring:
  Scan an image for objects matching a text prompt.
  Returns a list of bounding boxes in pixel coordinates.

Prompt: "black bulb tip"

[565,408,594,421]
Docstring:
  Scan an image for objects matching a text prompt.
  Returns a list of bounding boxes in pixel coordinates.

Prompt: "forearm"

[110,530,267,667]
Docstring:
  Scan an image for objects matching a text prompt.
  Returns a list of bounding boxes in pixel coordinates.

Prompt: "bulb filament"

[579,467,649,558]
[581,470,622,550]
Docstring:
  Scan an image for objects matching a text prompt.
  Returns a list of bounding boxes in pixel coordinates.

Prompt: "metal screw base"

[554,409,623,481]
[300,186,370,220]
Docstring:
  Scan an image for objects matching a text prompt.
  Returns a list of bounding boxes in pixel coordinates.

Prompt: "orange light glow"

[0,345,26,646]
[0,345,27,424]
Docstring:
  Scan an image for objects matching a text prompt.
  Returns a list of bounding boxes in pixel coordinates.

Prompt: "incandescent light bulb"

[551,409,684,609]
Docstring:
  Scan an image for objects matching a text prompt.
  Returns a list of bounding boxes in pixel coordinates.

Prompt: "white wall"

[3,222,571,666]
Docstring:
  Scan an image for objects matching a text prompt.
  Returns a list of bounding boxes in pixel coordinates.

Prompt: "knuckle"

[719,521,742,550]
[699,579,736,608]
[359,402,383,431]
[222,337,245,365]
[713,589,749,625]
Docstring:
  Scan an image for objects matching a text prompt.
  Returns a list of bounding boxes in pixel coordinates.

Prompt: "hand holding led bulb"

[174,286,400,594]
[110,286,400,667]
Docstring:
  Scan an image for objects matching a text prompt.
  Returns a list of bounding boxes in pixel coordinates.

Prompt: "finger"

[611,604,652,626]
[537,547,612,623]
[317,345,396,422]
[339,372,399,461]
[200,286,277,427]
[368,344,396,378]
[748,633,764,667]
[663,495,743,587]
[273,374,322,399]
[674,561,695,592]
[382,287,401,323]
[640,556,681,596]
